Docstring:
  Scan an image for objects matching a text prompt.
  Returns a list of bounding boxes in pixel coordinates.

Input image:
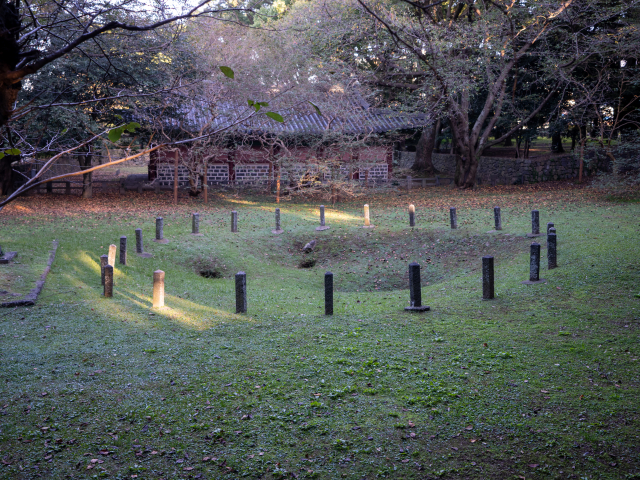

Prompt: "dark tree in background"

[0,0,250,195]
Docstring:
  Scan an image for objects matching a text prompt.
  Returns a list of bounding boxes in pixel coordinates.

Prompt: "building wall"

[150,144,392,185]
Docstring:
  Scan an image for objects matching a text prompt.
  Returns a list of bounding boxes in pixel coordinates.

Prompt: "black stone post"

[231,211,238,233]
[235,271,247,313]
[104,265,113,297]
[100,254,108,286]
[521,242,546,284]
[135,228,143,254]
[450,207,457,229]
[409,204,415,227]
[531,210,540,235]
[494,207,502,230]
[482,256,494,299]
[325,271,333,315]
[192,213,200,234]
[548,232,557,269]
[154,217,169,243]
[405,262,430,312]
[119,236,127,265]
[273,208,283,234]
[547,222,554,234]
[530,243,540,281]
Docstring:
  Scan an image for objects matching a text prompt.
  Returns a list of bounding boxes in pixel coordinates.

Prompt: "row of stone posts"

[106,225,558,309]
[140,206,548,236]
[102,208,557,306]
[481,226,559,297]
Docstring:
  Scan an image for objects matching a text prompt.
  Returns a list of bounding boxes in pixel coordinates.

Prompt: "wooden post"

[173,153,179,205]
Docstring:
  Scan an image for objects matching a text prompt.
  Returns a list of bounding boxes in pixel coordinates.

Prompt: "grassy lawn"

[0,184,639,479]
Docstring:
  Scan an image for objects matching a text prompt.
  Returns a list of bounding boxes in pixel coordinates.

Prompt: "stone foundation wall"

[207,164,230,184]
[396,151,594,184]
[235,164,270,184]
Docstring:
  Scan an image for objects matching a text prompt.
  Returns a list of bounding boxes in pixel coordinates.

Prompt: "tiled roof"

[159,98,431,136]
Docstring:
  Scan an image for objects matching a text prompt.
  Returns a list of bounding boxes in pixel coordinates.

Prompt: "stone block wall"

[235,164,270,184]
[155,161,390,186]
[362,164,389,180]
[156,165,190,186]
[207,164,230,184]
[397,151,590,184]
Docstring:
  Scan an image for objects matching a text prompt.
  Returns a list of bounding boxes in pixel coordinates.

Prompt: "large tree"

[0,0,256,195]
[288,0,639,188]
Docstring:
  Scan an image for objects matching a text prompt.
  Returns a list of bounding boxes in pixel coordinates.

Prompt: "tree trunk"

[457,150,479,189]
[449,126,457,154]
[0,1,21,130]
[551,132,565,153]
[79,150,93,198]
[503,135,512,147]
[578,137,585,183]
[411,125,437,175]
[433,120,443,153]
[0,155,16,196]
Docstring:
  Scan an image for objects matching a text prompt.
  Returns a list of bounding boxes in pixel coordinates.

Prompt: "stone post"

[273,208,283,234]
[363,204,373,228]
[325,271,333,315]
[450,207,457,229]
[528,210,541,237]
[407,175,412,190]
[231,211,238,233]
[108,244,116,268]
[547,222,554,234]
[119,236,127,265]
[100,254,108,286]
[494,207,502,230]
[316,205,329,231]
[482,256,495,300]
[153,270,165,308]
[404,262,430,312]
[104,265,113,297]
[192,213,200,234]
[154,217,169,243]
[521,242,546,284]
[156,217,164,240]
[530,242,540,281]
[548,231,557,269]
[409,204,415,227]
[235,271,247,313]
[135,228,143,254]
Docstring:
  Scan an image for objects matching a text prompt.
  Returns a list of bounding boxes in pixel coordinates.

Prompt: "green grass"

[0,185,639,479]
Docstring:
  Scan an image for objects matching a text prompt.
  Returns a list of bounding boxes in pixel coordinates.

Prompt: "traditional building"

[148,97,430,187]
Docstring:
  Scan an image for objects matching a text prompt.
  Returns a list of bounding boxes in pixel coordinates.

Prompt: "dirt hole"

[298,258,317,269]
[199,268,224,279]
